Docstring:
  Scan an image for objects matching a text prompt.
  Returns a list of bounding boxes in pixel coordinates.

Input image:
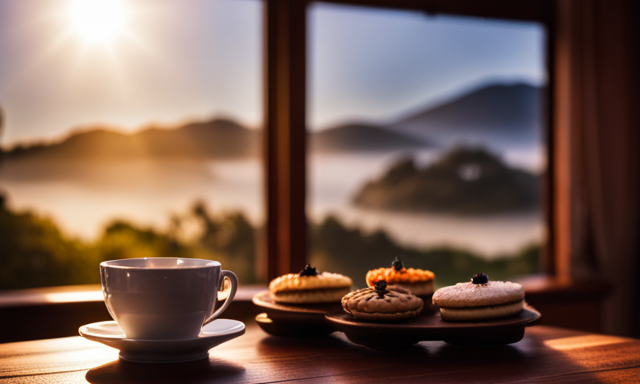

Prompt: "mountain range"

[310,123,431,153]
[390,82,543,149]
[4,119,259,162]
[2,82,542,163]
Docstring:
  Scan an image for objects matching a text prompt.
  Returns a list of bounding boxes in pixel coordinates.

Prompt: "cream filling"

[273,286,352,294]
[272,286,351,300]
[439,300,524,321]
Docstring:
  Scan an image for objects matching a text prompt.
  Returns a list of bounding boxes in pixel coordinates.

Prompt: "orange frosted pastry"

[366,257,435,296]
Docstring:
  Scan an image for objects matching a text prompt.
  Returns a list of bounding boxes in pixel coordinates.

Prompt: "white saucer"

[79,319,245,363]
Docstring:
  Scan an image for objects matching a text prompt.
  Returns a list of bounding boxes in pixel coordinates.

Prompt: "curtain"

[555,0,640,336]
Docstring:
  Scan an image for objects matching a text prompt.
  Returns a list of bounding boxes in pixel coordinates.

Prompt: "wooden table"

[1,323,639,383]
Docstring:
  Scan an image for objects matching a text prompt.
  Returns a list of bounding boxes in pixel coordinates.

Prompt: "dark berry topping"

[472,273,489,284]
[299,264,319,277]
[374,280,389,297]
[391,257,404,271]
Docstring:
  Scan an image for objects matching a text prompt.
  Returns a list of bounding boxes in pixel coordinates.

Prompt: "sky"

[0,0,545,147]
[309,3,546,129]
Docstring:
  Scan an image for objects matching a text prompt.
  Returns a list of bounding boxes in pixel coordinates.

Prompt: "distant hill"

[353,146,541,215]
[1,82,544,163]
[390,83,543,149]
[4,119,260,162]
[310,123,431,153]
[3,119,432,164]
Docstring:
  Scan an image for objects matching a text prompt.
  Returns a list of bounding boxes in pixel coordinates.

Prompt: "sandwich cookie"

[432,273,525,321]
[269,264,353,304]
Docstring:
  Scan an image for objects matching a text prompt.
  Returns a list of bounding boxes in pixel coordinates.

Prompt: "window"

[0,0,264,289]
[0,0,554,291]
[306,3,547,287]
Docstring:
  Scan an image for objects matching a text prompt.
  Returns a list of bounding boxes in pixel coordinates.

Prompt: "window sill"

[517,274,612,333]
[0,284,266,343]
[0,277,612,343]
[0,284,266,308]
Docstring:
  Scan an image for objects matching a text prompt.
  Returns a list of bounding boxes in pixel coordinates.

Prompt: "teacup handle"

[204,270,238,325]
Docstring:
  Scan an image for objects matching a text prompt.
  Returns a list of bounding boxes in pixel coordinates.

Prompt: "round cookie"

[269,264,353,304]
[432,273,525,321]
[366,258,435,296]
[342,281,423,322]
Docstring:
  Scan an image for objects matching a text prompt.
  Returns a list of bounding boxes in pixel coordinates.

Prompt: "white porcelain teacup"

[100,258,238,340]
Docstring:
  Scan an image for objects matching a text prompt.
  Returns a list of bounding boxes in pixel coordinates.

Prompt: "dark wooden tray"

[325,304,541,348]
[252,291,343,336]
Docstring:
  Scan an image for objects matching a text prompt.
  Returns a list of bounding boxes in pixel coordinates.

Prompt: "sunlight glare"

[70,0,126,43]
[544,335,626,351]
[45,291,104,303]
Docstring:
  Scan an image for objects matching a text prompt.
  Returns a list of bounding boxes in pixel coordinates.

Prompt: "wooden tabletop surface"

[1,323,639,383]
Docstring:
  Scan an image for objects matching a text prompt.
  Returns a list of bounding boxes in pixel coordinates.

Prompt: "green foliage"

[0,193,538,291]
[188,201,258,284]
[0,194,259,289]
[0,194,98,289]
[95,220,193,262]
[309,215,540,288]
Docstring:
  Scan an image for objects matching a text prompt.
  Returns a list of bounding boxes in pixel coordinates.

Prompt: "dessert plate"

[253,291,341,336]
[79,319,245,363]
[326,304,541,348]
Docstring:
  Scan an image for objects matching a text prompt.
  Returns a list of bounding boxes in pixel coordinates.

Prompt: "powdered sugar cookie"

[432,273,525,321]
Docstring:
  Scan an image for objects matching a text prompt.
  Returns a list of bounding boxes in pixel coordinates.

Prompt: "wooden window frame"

[2,0,615,342]
[264,0,557,280]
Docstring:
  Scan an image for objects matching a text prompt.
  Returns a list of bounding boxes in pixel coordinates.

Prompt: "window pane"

[308,3,546,287]
[0,0,264,289]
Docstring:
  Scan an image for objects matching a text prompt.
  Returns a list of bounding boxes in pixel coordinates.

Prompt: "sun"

[69,0,127,43]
